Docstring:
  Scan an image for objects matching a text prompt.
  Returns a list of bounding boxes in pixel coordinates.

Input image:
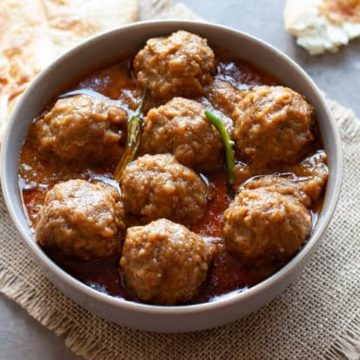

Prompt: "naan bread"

[42,0,139,50]
[0,0,58,140]
[285,0,360,55]
[0,0,139,142]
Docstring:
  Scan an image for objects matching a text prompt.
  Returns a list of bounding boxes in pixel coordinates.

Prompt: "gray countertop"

[0,1,359,359]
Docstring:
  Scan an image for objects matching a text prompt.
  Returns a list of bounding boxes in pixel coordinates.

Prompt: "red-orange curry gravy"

[18,52,326,304]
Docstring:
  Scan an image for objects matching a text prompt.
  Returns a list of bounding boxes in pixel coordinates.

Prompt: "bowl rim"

[0,19,343,315]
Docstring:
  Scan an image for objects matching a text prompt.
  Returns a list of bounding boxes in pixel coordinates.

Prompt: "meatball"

[142,97,223,171]
[134,30,215,100]
[121,154,207,225]
[233,161,252,189]
[223,188,312,265]
[207,79,243,118]
[292,150,329,202]
[120,219,211,305]
[246,151,329,204]
[34,95,127,164]
[35,180,126,260]
[232,86,314,166]
[244,175,311,207]
[234,151,328,205]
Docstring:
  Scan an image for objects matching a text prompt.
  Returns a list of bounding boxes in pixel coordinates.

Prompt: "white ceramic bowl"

[0,20,342,332]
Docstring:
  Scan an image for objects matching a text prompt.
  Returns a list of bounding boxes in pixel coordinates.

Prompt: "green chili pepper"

[205,110,235,185]
[114,89,147,181]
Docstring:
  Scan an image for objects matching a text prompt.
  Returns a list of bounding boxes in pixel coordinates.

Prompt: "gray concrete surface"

[0,1,359,359]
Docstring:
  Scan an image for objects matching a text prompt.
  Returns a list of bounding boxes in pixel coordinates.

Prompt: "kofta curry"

[18,30,328,305]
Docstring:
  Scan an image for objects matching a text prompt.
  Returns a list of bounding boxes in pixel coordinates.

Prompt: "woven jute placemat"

[1,1,360,359]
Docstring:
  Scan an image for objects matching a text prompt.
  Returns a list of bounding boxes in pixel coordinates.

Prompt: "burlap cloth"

[1,2,360,359]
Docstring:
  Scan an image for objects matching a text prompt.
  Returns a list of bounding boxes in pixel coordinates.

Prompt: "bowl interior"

[0,20,342,313]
